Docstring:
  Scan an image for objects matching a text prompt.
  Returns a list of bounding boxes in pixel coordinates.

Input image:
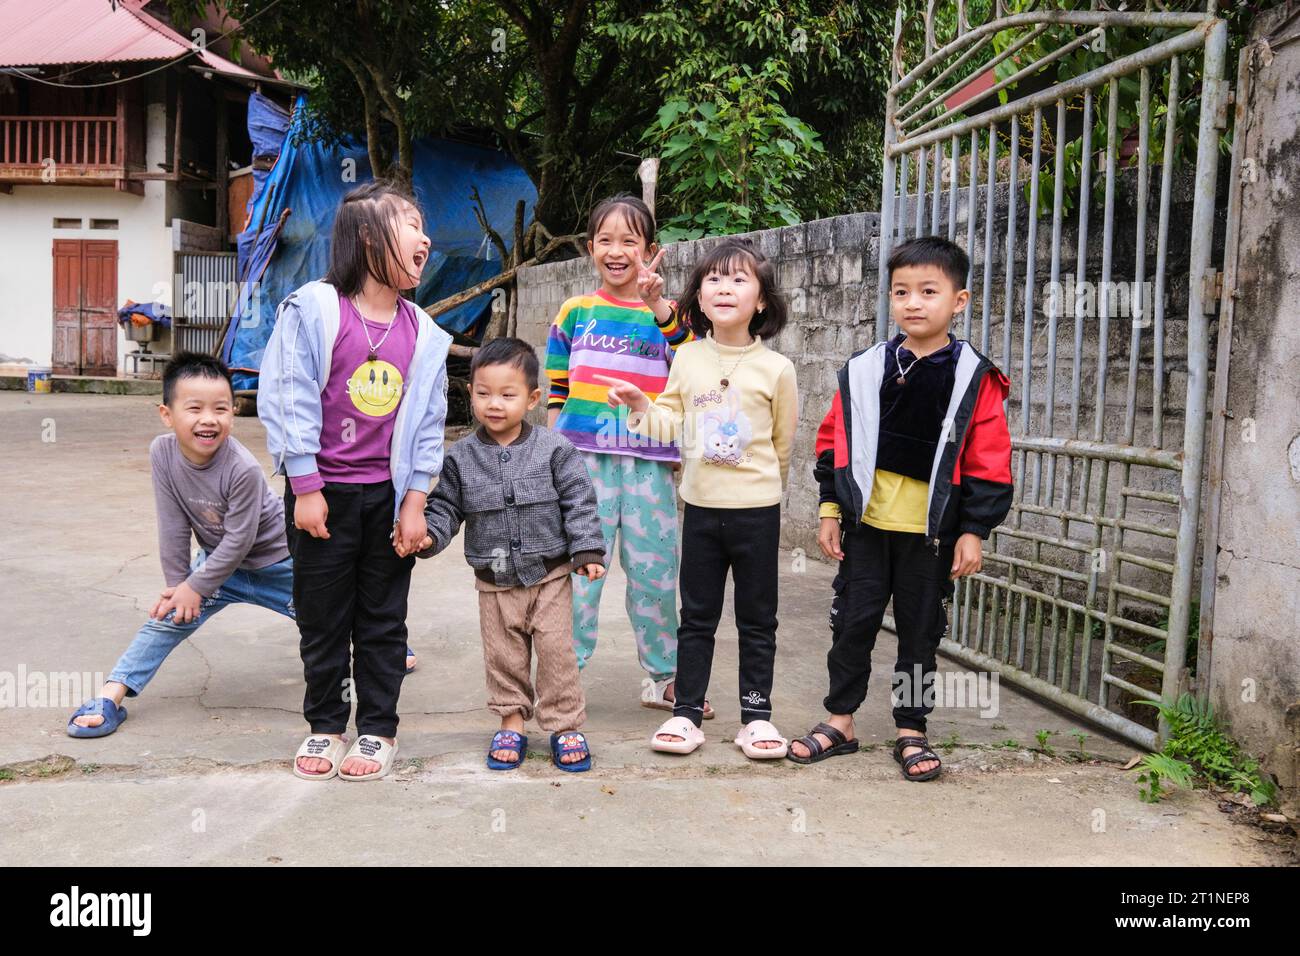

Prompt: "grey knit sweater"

[417,422,606,587]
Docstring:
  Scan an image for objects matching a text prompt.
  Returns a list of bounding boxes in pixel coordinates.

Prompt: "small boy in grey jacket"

[417,338,606,772]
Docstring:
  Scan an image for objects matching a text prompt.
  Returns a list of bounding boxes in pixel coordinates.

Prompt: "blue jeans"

[108,554,296,697]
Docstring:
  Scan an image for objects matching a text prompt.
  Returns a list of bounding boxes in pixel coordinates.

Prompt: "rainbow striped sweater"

[545,289,693,462]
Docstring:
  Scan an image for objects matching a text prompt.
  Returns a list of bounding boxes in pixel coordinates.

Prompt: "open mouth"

[605,260,629,276]
[412,251,427,269]
[194,429,220,443]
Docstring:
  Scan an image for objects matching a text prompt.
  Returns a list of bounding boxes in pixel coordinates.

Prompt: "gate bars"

[876,1,1229,748]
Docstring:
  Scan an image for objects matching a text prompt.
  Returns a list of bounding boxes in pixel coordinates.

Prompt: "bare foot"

[554,731,588,763]
[72,682,128,728]
[296,733,345,776]
[898,729,939,776]
[789,714,856,760]
[491,718,526,764]
[339,736,395,777]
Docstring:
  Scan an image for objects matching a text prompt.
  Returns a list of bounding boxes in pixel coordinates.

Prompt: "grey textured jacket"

[418,422,606,587]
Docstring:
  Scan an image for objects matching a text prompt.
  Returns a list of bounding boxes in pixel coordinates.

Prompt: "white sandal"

[642,678,715,719]
[292,734,348,781]
[650,716,706,754]
[734,720,789,760]
[337,735,399,781]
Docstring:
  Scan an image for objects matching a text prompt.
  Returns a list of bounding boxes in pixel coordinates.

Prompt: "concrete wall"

[515,170,1212,576]
[0,77,175,372]
[1208,1,1300,805]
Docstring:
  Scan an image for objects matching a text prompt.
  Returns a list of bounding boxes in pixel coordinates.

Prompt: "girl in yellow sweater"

[597,237,797,758]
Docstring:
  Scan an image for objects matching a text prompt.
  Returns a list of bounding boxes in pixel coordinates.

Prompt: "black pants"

[285,481,413,737]
[824,522,955,733]
[674,503,780,727]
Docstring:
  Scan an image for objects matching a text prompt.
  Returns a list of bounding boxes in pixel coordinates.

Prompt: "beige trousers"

[475,563,586,731]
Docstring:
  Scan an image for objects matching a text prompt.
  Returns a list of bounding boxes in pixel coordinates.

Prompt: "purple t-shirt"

[289,293,418,493]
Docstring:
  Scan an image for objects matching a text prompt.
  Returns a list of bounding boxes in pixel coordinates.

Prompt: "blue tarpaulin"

[223,93,536,391]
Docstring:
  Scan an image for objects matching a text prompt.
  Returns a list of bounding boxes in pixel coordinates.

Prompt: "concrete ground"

[0,392,1289,865]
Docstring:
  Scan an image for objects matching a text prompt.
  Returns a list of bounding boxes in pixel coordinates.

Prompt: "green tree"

[608,0,892,236]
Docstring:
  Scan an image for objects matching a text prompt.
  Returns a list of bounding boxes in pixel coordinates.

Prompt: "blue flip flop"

[66,697,128,738]
[550,731,592,773]
[405,646,417,674]
[486,730,527,770]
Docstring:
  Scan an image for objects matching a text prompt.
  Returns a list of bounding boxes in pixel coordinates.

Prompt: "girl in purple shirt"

[259,180,452,782]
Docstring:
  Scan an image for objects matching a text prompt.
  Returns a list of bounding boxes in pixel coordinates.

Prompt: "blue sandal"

[66,698,128,738]
[486,730,527,770]
[405,646,417,674]
[550,731,592,773]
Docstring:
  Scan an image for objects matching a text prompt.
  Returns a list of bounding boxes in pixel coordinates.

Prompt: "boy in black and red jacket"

[788,236,1013,781]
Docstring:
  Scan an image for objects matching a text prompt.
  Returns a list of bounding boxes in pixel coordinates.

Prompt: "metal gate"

[174,252,238,356]
[877,1,1231,748]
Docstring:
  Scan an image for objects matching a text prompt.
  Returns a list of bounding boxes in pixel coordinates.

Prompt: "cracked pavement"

[0,392,1288,865]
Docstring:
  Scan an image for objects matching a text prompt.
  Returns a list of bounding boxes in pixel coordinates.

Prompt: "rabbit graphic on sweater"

[699,387,752,465]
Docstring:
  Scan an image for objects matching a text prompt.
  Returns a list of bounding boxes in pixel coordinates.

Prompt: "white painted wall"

[0,85,173,373]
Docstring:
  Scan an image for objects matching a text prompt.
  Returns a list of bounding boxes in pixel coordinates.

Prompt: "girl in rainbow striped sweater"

[545,195,711,717]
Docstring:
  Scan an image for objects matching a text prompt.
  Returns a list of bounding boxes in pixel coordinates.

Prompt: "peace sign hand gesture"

[635,248,666,308]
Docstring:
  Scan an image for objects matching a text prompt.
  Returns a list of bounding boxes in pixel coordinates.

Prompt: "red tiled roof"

[0,0,263,78]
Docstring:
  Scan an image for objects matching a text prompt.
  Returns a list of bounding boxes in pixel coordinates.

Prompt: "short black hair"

[587,193,656,245]
[325,179,423,296]
[162,351,234,405]
[677,237,789,340]
[470,336,539,390]
[887,235,970,291]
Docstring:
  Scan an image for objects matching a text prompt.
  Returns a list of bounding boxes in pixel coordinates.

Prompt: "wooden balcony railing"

[0,115,124,181]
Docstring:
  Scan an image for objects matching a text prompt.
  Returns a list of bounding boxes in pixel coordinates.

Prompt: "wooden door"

[52,239,118,375]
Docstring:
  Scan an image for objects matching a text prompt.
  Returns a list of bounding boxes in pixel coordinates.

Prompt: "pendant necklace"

[355,297,400,362]
[716,336,755,390]
[895,349,921,386]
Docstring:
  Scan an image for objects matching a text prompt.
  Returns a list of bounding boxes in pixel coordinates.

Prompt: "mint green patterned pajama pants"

[571,451,679,681]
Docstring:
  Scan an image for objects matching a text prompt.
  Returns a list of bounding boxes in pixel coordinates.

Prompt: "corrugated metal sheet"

[0,0,259,76]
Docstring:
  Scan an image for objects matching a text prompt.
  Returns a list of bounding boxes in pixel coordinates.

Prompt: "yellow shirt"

[628,335,798,508]
[819,469,929,533]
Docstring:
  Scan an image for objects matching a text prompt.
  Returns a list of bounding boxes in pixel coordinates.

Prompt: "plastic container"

[26,367,52,393]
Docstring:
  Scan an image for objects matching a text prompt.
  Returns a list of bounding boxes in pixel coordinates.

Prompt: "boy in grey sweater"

[67,353,294,738]
[417,338,606,772]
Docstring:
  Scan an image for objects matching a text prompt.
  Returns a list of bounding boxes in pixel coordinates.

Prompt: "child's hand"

[150,587,176,619]
[818,517,844,560]
[418,535,433,552]
[154,581,203,623]
[393,493,428,557]
[635,248,666,308]
[592,374,649,413]
[577,563,606,581]
[951,532,984,579]
[294,490,330,539]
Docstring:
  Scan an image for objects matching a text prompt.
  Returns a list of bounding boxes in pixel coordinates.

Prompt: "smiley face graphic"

[347,359,404,416]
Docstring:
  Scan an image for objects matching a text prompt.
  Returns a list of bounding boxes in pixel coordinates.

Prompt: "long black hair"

[324,179,423,296]
[676,237,788,340]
